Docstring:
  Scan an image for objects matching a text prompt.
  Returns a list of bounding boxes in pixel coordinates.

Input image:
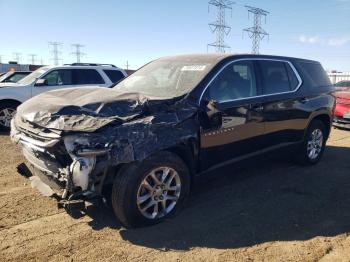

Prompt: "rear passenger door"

[257,60,306,147]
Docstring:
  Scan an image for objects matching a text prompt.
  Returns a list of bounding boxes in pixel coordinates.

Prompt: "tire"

[0,102,20,133]
[111,151,191,228]
[296,119,326,165]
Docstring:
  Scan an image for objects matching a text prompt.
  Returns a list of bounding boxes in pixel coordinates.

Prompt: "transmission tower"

[71,44,85,63]
[243,5,269,54]
[13,52,22,63]
[28,54,37,65]
[208,0,234,53]
[48,42,63,65]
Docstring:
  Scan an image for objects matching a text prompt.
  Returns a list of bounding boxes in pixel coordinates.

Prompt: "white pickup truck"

[0,63,127,131]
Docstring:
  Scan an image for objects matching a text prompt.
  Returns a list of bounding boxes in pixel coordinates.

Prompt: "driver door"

[199,60,265,170]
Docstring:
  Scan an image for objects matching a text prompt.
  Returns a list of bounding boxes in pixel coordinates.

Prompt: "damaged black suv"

[11,54,334,228]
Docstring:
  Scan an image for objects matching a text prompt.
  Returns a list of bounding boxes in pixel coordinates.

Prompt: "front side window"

[42,69,72,86]
[206,61,257,102]
[259,61,293,95]
[72,69,105,85]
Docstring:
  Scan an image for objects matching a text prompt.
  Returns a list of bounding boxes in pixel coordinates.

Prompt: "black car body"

[11,54,335,227]
[0,71,31,83]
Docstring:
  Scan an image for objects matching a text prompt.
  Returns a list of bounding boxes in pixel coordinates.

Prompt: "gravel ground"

[1,128,350,262]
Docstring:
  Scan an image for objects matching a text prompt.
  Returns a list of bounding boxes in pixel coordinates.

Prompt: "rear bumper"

[333,116,350,129]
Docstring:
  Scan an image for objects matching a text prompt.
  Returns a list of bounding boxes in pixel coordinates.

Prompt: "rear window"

[72,69,105,85]
[259,60,296,95]
[103,70,125,83]
[297,62,331,88]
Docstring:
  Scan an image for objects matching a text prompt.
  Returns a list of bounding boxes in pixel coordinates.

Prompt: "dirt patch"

[1,128,350,261]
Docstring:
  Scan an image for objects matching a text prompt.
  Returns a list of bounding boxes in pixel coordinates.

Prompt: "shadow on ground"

[18,144,350,250]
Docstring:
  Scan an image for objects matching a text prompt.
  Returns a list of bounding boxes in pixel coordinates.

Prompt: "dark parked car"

[11,54,334,228]
[334,80,350,91]
[0,71,31,83]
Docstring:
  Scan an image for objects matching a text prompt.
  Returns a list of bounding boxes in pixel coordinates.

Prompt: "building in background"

[328,71,350,84]
[0,62,43,73]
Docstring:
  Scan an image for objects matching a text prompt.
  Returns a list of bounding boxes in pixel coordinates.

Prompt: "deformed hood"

[15,87,164,132]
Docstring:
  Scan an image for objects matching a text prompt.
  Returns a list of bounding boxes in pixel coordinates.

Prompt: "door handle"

[300,98,309,103]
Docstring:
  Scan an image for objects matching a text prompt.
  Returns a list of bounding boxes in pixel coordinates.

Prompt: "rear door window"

[259,60,295,95]
[72,69,105,85]
[103,70,125,83]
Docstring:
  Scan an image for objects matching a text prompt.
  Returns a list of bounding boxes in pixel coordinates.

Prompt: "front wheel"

[111,151,191,228]
[296,120,326,165]
[0,102,19,132]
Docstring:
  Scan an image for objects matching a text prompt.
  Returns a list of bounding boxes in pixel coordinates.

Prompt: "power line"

[208,0,235,53]
[243,5,270,54]
[28,54,37,65]
[13,52,22,63]
[71,44,86,63]
[48,41,63,66]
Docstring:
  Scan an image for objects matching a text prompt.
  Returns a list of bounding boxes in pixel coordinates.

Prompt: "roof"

[156,53,319,64]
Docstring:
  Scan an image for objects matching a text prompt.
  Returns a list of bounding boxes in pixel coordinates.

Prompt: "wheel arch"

[0,99,22,107]
[307,111,332,140]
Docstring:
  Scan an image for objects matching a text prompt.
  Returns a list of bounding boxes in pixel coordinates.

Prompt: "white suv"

[0,63,127,131]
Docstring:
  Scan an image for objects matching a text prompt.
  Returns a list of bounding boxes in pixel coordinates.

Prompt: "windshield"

[0,72,11,82]
[114,58,215,98]
[18,67,50,85]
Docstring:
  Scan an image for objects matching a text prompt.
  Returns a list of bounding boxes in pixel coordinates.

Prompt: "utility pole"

[243,5,270,54]
[13,52,22,63]
[48,41,63,66]
[125,60,130,70]
[208,0,234,53]
[28,54,37,65]
[71,44,85,63]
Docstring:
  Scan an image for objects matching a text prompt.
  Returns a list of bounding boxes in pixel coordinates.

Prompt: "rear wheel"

[111,151,191,228]
[296,120,326,165]
[0,102,19,132]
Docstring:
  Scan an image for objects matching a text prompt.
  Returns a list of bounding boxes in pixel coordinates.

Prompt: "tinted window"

[285,64,300,90]
[104,70,125,83]
[259,61,291,95]
[297,61,331,88]
[206,61,257,102]
[72,69,105,85]
[42,69,72,86]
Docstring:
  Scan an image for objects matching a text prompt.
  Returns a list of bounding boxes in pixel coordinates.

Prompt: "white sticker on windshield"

[181,65,207,71]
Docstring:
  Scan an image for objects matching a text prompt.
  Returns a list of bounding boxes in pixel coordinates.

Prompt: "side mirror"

[35,79,48,87]
[204,99,223,128]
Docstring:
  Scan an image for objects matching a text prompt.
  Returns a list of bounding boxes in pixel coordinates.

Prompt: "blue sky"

[0,0,349,71]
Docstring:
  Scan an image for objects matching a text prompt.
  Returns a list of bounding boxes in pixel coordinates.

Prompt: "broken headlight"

[64,134,111,157]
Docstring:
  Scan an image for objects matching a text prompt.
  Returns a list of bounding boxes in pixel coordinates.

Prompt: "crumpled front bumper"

[10,120,103,199]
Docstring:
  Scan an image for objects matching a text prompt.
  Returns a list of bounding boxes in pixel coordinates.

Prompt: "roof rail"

[64,63,117,68]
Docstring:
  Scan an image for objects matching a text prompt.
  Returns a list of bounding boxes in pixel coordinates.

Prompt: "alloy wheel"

[137,167,181,219]
[0,108,16,128]
[307,129,323,160]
